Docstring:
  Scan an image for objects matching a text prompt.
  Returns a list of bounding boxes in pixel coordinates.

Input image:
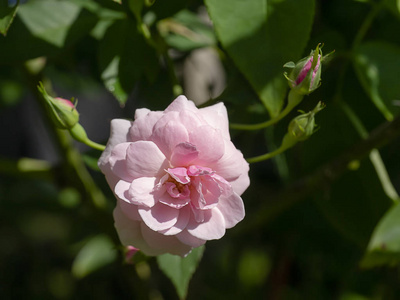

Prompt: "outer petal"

[198,102,230,140]
[129,109,163,142]
[126,141,168,179]
[99,119,132,169]
[176,229,206,248]
[164,95,198,113]
[109,142,134,182]
[217,192,245,228]
[138,202,179,231]
[186,208,226,240]
[210,139,249,183]
[113,200,152,253]
[140,224,192,257]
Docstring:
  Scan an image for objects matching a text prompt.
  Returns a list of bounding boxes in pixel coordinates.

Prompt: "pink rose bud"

[98,96,250,257]
[284,44,330,95]
[37,82,79,129]
[124,246,140,264]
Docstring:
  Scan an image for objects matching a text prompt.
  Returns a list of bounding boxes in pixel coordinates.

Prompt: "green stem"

[341,102,399,204]
[230,90,303,130]
[23,64,107,210]
[239,115,400,232]
[247,133,297,163]
[352,1,383,50]
[82,139,106,151]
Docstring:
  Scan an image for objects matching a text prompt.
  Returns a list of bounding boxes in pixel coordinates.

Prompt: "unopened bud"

[284,44,332,95]
[124,246,140,264]
[288,101,325,141]
[38,82,79,129]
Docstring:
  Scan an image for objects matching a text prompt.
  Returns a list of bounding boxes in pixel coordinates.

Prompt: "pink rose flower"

[99,96,249,257]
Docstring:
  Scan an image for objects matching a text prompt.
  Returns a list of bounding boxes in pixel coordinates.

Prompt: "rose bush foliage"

[99,96,249,256]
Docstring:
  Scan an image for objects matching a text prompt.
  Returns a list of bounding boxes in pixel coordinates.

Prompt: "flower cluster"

[99,96,249,256]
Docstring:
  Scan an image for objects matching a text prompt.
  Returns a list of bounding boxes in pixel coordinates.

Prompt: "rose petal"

[151,119,189,159]
[158,191,191,209]
[198,102,230,140]
[128,177,158,207]
[159,205,191,235]
[210,139,249,183]
[140,223,192,257]
[170,142,199,167]
[138,202,179,231]
[113,200,151,252]
[109,142,134,182]
[129,109,163,142]
[114,180,132,203]
[126,141,168,179]
[217,192,245,228]
[99,119,132,171]
[189,125,225,164]
[164,95,197,113]
[166,167,190,184]
[187,208,226,240]
[176,230,206,248]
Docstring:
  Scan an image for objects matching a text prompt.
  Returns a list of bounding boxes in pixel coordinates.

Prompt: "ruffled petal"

[217,192,245,228]
[158,191,191,209]
[138,202,179,231]
[126,141,168,179]
[186,208,226,240]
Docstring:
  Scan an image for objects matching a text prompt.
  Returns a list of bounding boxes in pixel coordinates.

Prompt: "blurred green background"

[1,0,400,299]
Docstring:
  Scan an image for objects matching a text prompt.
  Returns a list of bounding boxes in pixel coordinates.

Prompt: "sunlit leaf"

[361,203,400,268]
[72,235,117,278]
[0,0,18,36]
[98,19,159,106]
[18,0,81,47]
[157,246,204,299]
[205,0,315,117]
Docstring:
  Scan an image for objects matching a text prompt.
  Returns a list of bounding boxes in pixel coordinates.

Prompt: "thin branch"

[241,115,400,232]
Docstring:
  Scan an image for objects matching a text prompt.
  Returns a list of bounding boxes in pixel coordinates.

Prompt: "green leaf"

[353,41,400,121]
[361,204,400,268]
[98,19,159,105]
[384,0,400,19]
[0,0,18,36]
[18,0,81,47]
[72,235,117,278]
[157,246,205,300]
[160,10,216,52]
[204,0,315,117]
